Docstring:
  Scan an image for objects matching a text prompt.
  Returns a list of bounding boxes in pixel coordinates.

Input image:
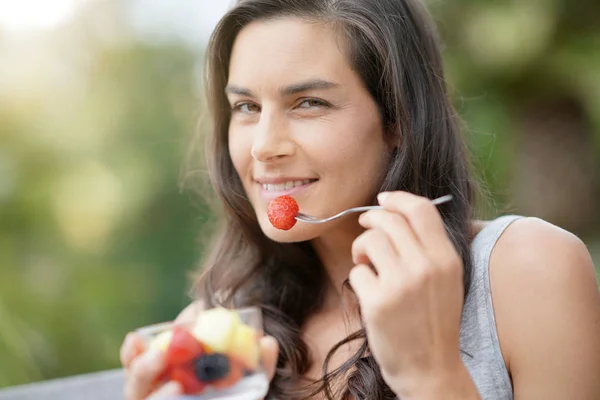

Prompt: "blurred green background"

[0,0,598,387]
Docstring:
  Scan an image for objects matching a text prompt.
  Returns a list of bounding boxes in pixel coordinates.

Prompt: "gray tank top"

[459,215,522,400]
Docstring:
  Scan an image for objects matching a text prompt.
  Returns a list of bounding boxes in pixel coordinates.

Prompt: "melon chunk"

[229,322,260,370]
[149,330,173,351]
[192,308,241,353]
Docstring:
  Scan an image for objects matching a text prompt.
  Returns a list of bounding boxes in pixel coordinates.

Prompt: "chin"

[257,218,321,243]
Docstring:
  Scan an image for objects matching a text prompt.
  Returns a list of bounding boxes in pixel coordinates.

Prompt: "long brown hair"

[193,0,477,398]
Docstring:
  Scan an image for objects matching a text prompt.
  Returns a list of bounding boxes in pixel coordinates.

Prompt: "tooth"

[261,180,315,191]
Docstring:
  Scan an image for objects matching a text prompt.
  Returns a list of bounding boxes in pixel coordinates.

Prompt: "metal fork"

[294,194,454,224]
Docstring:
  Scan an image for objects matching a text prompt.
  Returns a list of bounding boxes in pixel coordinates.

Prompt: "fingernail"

[377,192,389,204]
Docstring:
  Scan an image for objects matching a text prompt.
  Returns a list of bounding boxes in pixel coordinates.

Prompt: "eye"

[232,102,260,114]
[297,98,330,109]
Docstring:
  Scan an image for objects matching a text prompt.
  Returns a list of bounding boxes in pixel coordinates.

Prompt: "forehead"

[228,18,352,88]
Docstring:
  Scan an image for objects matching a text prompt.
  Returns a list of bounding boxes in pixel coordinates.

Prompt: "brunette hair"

[193,0,477,398]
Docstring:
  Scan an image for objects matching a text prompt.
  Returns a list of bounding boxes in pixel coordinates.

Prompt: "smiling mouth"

[260,179,317,192]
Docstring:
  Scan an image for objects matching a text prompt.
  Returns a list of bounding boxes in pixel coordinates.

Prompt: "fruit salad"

[145,307,262,395]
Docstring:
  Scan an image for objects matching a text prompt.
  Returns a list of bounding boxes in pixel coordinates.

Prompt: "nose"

[251,110,295,162]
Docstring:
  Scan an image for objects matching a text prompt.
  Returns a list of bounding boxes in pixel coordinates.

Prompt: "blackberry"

[194,353,230,382]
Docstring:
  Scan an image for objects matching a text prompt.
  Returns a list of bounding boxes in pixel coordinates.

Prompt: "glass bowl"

[136,306,269,400]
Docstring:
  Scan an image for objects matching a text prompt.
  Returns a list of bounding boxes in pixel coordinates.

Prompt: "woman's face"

[227,17,391,242]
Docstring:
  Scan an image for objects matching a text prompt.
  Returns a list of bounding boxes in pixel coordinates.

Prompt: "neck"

[311,217,364,311]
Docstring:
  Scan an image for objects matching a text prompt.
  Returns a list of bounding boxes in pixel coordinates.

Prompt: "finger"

[348,263,379,302]
[146,381,182,400]
[124,348,166,400]
[358,209,422,262]
[378,191,452,254]
[259,335,279,381]
[351,229,399,278]
[174,300,203,323]
[120,332,146,369]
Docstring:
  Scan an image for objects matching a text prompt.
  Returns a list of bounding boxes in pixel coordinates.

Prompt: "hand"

[119,332,279,400]
[349,191,469,398]
[120,332,181,399]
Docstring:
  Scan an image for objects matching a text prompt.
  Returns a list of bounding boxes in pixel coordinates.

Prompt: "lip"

[257,179,317,202]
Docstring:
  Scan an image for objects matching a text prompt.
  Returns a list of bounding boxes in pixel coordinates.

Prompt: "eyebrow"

[224,79,340,97]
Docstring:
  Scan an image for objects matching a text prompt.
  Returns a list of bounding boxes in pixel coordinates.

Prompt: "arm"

[490,218,600,399]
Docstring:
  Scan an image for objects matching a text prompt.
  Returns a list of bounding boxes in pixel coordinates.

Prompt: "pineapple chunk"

[149,330,172,351]
[229,323,260,370]
[192,308,241,353]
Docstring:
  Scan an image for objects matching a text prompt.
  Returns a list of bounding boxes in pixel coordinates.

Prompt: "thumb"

[259,335,279,381]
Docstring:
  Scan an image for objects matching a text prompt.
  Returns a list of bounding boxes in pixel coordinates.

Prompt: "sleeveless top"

[460,215,523,400]
[268,215,522,400]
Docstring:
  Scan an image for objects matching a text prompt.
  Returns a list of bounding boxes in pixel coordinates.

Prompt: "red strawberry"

[267,195,299,230]
[165,326,205,369]
[171,366,207,394]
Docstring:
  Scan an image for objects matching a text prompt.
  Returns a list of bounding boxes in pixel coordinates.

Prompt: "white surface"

[0,369,125,400]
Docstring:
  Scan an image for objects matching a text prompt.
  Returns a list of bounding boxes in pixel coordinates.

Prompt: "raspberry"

[267,195,299,230]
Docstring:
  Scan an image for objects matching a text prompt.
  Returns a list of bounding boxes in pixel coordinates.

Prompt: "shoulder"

[488,216,596,296]
[487,216,600,396]
[489,216,594,271]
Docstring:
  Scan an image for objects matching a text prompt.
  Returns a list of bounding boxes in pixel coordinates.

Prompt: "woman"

[120,0,600,399]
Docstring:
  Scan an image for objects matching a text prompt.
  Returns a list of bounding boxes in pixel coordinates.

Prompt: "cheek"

[312,117,388,198]
[315,120,387,177]
[228,132,252,180]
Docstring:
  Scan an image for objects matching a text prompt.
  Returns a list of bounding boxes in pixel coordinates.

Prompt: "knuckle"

[388,213,408,230]
[421,266,437,282]
[363,209,380,220]
[363,227,379,238]
[369,229,385,242]
[412,265,437,286]
[413,254,433,270]
[412,198,433,214]
[353,229,379,249]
